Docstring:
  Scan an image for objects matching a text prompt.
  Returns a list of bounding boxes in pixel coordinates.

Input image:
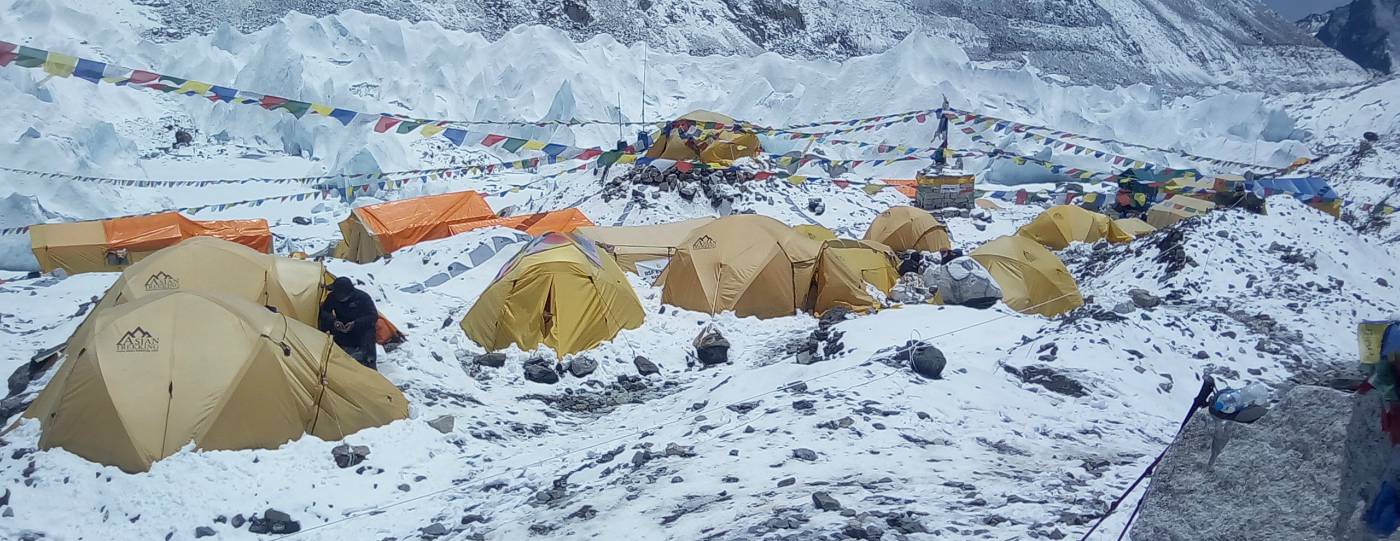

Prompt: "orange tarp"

[105,212,272,253]
[447,208,594,237]
[352,191,495,254]
[882,180,917,198]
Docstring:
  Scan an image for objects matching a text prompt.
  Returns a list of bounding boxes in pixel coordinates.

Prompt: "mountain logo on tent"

[115,327,160,353]
[692,235,717,250]
[143,271,180,291]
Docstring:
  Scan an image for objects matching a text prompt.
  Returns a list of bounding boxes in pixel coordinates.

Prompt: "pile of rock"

[603,165,763,211]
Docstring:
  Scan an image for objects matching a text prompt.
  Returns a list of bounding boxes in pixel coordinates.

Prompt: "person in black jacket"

[319,277,379,370]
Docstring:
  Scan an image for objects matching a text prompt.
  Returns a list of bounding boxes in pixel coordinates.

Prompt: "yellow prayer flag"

[174,80,213,95]
[43,52,78,78]
[522,140,547,151]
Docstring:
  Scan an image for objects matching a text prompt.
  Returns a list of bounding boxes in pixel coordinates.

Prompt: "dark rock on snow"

[812,491,843,511]
[523,359,560,384]
[633,356,660,376]
[474,353,507,368]
[567,357,598,378]
[332,444,370,468]
[427,415,455,434]
[1003,364,1087,397]
[247,509,300,535]
[194,527,216,538]
[792,448,818,461]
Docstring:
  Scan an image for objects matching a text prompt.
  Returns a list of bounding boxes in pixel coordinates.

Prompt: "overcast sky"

[1264,0,1351,20]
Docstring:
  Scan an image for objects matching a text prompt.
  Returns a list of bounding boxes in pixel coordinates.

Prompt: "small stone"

[524,361,560,384]
[461,514,486,525]
[420,522,449,538]
[427,415,455,434]
[475,353,506,368]
[904,341,946,379]
[792,448,818,461]
[1194,351,1210,360]
[671,476,684,483]
[634,356,660,376]
[232,514,246,528]
[1379,278,1390,287]
[214,516,227,524]
[723,476,740,483]
[812,491,843,511]
[398,484,412,492]
[778,477,796,487]
[568,357,598,378]
[1,507,12,518]
[793,400,815,411]
[1128,289,1161,309]
[840,509,858,517]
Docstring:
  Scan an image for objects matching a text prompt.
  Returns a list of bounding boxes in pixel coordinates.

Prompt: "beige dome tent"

[658,215,821,319]
[24,291,408,473]
[461,232,644,357]
[1017,205,1133,250]
[81,236,326,327]
[864,206,952,253]
[1146,196,1216,229]
[810,239,898,314]
[970,235,1083,317]
[644,110,762,166]
[1113,218,1156,239]
[577,217,717,273]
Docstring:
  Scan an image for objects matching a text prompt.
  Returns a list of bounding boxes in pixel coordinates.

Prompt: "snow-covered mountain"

[1308,0,1400,74]
[145,0,1370,91]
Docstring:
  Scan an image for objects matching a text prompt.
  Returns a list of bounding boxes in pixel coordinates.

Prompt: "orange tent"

[105,213,271,253]
[334,191,495,262]
[30,212,271,274]
[447,208,594,237]
[882,180,917,198]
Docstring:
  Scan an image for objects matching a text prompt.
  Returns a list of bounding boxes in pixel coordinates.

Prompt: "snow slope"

[2,189,1396,540]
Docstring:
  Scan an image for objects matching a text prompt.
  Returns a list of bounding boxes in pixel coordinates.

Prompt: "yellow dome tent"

[864,206,953,253]
[24,291,408,473]
[1017,205,1133,250]
[1113,218,1156,239]
[970,235,1083,317]
[810,239,899,314]
[644,110,762,166]
[80,236,327,327]
[461,232,644,357]
[794,224,838,242]
[658,215,821,319]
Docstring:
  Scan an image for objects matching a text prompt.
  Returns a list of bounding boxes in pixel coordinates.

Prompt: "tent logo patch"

[116,327,159,353]
[692,235,717,250]
[143,272,180,291]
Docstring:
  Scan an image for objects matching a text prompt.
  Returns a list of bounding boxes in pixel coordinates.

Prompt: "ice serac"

[1311,0,1400,74]
[143,0,1368,92]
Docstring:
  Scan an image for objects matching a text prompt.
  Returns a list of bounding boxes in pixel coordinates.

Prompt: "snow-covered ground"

[2,0,1400,539]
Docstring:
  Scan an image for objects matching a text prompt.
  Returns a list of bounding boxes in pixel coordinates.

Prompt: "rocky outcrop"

[1311,0,1399,74]
[1132,385,1399,541]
